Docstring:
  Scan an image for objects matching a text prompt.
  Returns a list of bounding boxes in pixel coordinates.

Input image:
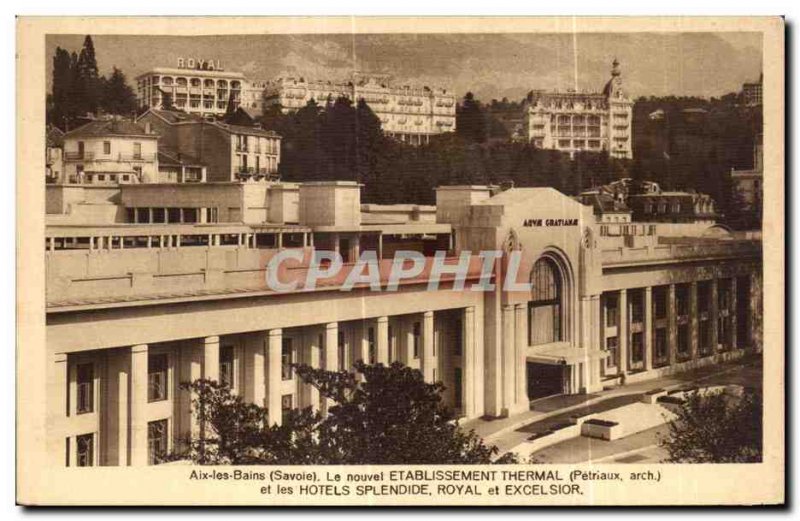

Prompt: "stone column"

[357,323,370,365]
[501,305,515,415]
[130,344,149,466]
[323,323,339,413]
[244,333,266,407]
[710,279,719,352]
[668,285,677,366]
[690,282,699,359]
[750,272,762,352]
[47,353,68,466]
[514,303,528,408]
[180,342,204,448]
[644,287,653,371]
[307,331,321,412]
[422,311,435,381]
[376,316,389,365]
[203,336,220,383]
[618,289,628,376]
[462,307,476,419]
[106,348,130,466]
[266,329,283,426]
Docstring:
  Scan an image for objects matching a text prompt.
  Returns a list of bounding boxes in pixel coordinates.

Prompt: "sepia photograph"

[16,15,784,506]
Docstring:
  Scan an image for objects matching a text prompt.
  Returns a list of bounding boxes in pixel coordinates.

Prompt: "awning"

[527,342,609,366]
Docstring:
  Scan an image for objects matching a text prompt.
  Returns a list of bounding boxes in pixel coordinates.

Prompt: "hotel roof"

[64,118,157,139]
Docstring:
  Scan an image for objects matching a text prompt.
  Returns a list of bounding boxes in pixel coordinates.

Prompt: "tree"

[172,361,515,465]
[660,388,762,463]
[75,35,101,115]
[169,379,321,465]
[456,92,487,144]
[101,67,138,116]
[160,90,176,111]
[224,90,238,119]
[48,47,74,128]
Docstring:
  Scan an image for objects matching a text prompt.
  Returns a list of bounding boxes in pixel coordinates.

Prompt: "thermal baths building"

[44,181,762,466]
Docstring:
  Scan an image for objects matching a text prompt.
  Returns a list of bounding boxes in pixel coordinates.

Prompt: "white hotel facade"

[525,60,634,159]
[45,179,762,467]
[136,62,457,145]
[262,73,457,145]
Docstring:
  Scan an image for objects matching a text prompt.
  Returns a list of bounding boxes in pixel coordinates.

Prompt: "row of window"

[603,278,750,371]
[67,418,169,467]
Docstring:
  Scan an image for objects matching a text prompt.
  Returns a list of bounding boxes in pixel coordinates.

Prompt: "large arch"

[525,247,577,400]
[529,247,576,345]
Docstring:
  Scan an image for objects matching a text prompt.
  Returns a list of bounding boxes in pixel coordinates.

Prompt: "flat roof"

[46,223,312,237]
[136,67,246,80]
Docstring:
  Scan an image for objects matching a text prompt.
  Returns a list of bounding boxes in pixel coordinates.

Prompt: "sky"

[46,32,763,101]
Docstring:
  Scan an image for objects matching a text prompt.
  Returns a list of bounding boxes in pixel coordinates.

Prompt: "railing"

[601,240,761,266]
[65,151,94,160]
[46,249,485,309]
[118,153,156,162]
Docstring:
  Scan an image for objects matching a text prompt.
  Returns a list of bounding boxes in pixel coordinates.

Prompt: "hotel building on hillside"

[525,59,634,159]
[135,66,247,119]
[731,134,764,210]
[61,118,159,185]
[263,73,457,145]
[44,178,761,466]
[742,74,763,107]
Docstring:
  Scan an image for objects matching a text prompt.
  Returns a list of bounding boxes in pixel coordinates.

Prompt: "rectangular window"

[676,285,690,316]
[65,438,70,467]
[413,322,421,359]
[630,292,644,323]
[453,317,463,356]
[103,141,111,155]
[133,142,142,159]
[605,294,618,327]
[76,363,94,414]
[655,329,668,361]
[281,338,293,380]
[605,337,619,369]
[678,324,690,356]
[631,332,644,364]
[220,346,234,388]
[367,327,376,364]
[148,353,168,402]
[147,419,168,465]
[281,394,293,423]
[454,368,463,409]
[698,281,711,314]
[700,320,712,355]
[76,433,94,467]
[654,287,668,319]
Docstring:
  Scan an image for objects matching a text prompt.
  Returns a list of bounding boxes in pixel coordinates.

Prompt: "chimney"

[144,122,152,134]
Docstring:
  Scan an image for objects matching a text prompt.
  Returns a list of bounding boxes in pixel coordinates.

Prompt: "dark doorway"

[527,362,565,400]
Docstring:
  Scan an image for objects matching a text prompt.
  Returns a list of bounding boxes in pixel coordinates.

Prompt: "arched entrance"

[526,255,570,400]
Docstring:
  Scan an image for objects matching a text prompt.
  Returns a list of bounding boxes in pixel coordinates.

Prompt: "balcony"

[65,151,94,161]
[118,153,156,162]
